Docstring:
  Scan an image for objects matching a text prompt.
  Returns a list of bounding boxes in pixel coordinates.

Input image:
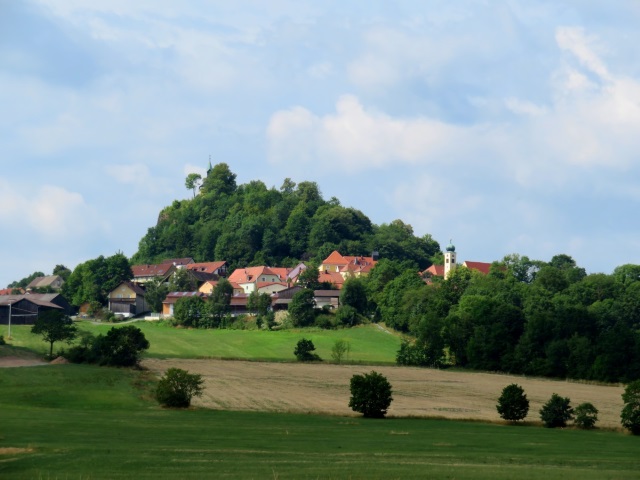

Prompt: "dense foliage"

[68,326,150,367]
[620,380,640,435]
[385,255,640,383]
[156,368,204,408]
[294,338,321,362]
[574,402,598,429]
[349,371,393,418]
[132,163,440,272]
[496,384,529,422]
[539,393,573,428]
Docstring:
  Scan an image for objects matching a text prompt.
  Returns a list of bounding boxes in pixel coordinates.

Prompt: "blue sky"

[2,0,640,288]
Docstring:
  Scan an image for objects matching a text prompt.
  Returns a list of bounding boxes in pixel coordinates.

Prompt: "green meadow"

[2,321,402,363]
[1,364,639,480]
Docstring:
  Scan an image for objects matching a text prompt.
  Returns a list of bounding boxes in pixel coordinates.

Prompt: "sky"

[2,0,640,288]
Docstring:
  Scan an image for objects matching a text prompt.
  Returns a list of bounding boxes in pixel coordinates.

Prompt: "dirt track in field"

[143,358,626,429]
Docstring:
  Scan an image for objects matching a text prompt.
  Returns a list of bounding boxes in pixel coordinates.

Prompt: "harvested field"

[143,358,625,429]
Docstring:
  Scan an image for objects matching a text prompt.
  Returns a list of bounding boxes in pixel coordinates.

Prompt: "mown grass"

[1,321,402,363]
[1,364,639,479]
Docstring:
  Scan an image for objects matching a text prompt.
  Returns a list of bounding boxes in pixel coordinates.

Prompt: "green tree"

[335,305,361,327]
[574,402,598,429]
[8,271,45,289]
[169,268,197,292]
[185,173,202,198]
[297,264,321,290]
[540,393,573,428]
[496,384,529,422]
[349,371,393,418]
[92,326,149,367]
[200,162,237,196]
[294,338,321,362]
[31,310,78,358]
[144,277,169,313]
[620,380,640,435]
[331,339,350,363]
[340,277,368,315]
[247,290,272,318]
[52,264,72,281]
[204,278,233,328]
[173,295,206,328]
[156,368,204,408]
[288,289,316,327]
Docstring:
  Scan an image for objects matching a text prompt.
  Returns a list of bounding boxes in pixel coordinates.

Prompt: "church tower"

[444,240,457,279]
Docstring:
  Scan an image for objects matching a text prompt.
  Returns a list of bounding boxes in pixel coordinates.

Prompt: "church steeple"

[207,155,213,176]
[444,239,457,279]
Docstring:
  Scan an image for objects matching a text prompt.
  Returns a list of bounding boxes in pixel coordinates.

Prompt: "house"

[186,261,227,277]
[108,281,149,317]
[26,275,65,291]
[131,263,177,284]
[271,286,303,311]
[314,290,340,310]
[229,295,250,316]
[0,287,23,295]
[227,266,292,294]
[319,251,378,279]
[318,270,346,289]
[256,282,289,295]
[0,294,64,325]
[162,291,206,316]
[164,258,195,268]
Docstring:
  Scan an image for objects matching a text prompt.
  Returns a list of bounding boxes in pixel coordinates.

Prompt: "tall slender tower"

[444,240,457,279]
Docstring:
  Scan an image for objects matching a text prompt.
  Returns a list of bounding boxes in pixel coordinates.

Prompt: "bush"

[294,338,321,362]
[621,380,640,435]
[156,368,204,408]
[540,393,573,428]
[331,340,351,364]
[574,402,598,429]
[496,384,529,422]
[349,371,393,418]
[92,326,150,367]
[0,335,5,345]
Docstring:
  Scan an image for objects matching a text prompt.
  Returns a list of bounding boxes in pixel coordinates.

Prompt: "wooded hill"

[131,163,441,271]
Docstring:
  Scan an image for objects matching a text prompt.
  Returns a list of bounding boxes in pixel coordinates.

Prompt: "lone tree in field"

[621,380,640,435]
[31,310,77,358]
[294,338,321,362]
[574,402,599,429]
[349,371,393,418]
[496,384,529,422]
[156,368,204,408]
[540,393,573,428]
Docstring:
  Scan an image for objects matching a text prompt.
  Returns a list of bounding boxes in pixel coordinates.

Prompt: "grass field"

[1,321,402,363]
[1,364,639,480]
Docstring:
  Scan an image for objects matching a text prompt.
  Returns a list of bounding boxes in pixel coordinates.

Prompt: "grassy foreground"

[2,321,401,363]
[1,364,639,479]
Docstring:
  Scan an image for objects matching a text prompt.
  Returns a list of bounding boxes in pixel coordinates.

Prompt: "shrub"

[621,380,640,435]
[349,371,393,418]
[496,384,529,422]
[156,368,204,408]
[331,339,351,364]
[92,325,150,367]
[294,338,321,362]
[0,335,5,345]
[574,402,599,429]
[540,393,573,428]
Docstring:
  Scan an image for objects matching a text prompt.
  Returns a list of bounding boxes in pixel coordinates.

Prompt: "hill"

[132,162,441,271]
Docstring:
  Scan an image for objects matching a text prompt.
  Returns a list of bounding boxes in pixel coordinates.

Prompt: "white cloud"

[268,94,464,171]
[105,163,151,184]
[0,179,104,238]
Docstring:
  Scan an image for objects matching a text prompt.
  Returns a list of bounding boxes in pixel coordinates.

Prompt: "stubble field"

[143,358,625,429]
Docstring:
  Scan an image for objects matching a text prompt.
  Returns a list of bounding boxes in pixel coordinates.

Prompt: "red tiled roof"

[186,261,226,274]
[318,271,345,288]
[422,265,445,277]
[131,263,175,278]
[322,250,347,265]
[463,261,492,275]
[228,266,291,284]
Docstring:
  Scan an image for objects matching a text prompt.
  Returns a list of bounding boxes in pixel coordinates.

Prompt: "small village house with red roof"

[131,263,177,284]
[227,266,292,294]
[186,261,227,276]
[319,251,378,280]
